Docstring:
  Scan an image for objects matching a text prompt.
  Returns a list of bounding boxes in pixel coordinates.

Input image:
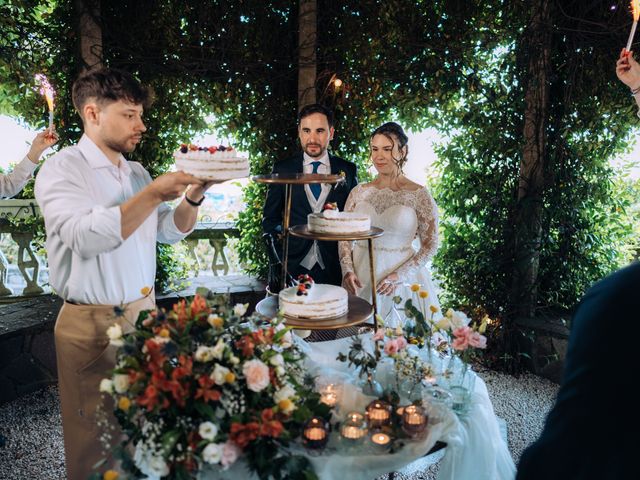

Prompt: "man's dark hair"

[72,68,153,118]
[297,103,334,127]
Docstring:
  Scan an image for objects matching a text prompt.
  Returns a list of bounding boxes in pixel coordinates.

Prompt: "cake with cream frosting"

[174,143,249,181]
[307,203,371,235]
[278,274,348,320]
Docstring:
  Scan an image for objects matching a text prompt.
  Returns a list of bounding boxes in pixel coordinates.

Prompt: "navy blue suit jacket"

[516,262,639,479]
[262,152,358,285]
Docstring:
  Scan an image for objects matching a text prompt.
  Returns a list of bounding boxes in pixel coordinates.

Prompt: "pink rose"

[242,359,270,392]
[452,326,472,351]
[372,329,385,342]
[468,331,487,349]
[396,336,408,350]
[384,339,400,355]
[221,441,242,469]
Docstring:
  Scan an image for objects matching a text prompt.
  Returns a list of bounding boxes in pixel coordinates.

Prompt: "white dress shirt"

[0,156,38,198]
[299,151,331,270]
[35,135,191,304]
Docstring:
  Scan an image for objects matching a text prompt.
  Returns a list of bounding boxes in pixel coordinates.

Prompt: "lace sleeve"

[395,187,439,280]
[338,184,362,277]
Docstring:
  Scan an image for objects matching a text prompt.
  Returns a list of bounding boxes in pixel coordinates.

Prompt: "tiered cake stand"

[253,173,384,331]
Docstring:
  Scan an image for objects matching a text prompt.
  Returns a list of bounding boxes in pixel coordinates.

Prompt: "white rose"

[211,364,231,385]
[195,345,214,362]
[448,310,471,329]
[436,317,452,331]
[211,338,226,360]
[113,374,130,394]
[233,303,249,317]
[99,379,113,394]
[274,384,296,404]
[275,323,293,348]
[276,366,285,376]
[229,355,240,365]
[269,353,284,367]
[147,455,170,478]
[202,443,224,464]
[106,324,123,347]
[198,421,219,441]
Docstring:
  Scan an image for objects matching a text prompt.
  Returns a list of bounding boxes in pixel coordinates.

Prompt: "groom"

[262,104,358,288]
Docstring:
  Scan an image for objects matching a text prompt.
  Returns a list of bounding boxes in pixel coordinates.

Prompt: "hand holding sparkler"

[34,74,55,133]
[26,130,59,164]
[616,49,640,92]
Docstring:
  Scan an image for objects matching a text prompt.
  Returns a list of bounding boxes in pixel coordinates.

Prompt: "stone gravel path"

[0,369,559,480]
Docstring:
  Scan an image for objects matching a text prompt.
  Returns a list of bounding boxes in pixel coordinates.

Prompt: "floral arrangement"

[94,289,330,480]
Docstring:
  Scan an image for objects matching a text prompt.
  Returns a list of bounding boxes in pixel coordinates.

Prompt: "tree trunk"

[512,0,552,318]
[297,0,317,110]
[75,0,103,71]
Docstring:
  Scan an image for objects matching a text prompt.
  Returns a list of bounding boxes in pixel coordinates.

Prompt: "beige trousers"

[55,294,154,480]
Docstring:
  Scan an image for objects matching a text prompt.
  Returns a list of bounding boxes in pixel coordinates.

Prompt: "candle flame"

[35,74,55,111]
[633,0,640,21]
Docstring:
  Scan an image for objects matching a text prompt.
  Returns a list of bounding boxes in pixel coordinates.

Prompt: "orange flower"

[103,470,119,480]
[190,294,209,318]
[236,336,255,357]
[117,396,131,411]
[430,305,439,313]
[259,408,284,438]
[225,372,236,383]
[410,284,420,292]
[230,422,260,448]
[419,290,429,299]
[195,375,222,403]
[140,286,151,296]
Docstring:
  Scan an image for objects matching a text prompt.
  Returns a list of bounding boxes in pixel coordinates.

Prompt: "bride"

[339,122,440,322]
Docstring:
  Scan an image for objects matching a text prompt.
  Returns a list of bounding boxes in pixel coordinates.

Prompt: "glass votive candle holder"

[340,412,368,444]
[317,380,342,408]
[369,429,392,451]
[401,404,428,438]
[366,399,392,428]
[303,417,329,450]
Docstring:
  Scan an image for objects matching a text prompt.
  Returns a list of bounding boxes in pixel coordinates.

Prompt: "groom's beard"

[302,143,326,158]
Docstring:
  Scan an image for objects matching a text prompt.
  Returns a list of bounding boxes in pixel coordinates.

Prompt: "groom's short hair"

[298,104,334,128]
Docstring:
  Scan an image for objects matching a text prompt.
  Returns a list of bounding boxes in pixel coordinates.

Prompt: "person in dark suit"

[516,262,638,480]
[262,104,358,289]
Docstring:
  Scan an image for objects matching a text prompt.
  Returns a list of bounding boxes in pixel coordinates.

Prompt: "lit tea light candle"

[340,412,367,443]
[320,384,339,407]
[402,405,428,438]
[303,417,329,450]
[366,400,392,428]
[370,431,392,451]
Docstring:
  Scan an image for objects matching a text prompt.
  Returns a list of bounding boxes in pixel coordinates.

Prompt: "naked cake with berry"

[173,143,249,181]
[307,202,371,235]
[278,274,348,320]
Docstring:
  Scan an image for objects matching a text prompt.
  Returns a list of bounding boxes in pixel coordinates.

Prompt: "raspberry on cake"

[278,274,348,319]
[174,143,249,181]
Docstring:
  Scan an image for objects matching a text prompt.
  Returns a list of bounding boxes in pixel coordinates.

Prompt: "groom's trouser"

[55,294,154,480]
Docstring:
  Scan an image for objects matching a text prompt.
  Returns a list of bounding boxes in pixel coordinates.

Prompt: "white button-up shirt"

[35,135,190,304]
[0,156,38,198]
[299,152,331,270]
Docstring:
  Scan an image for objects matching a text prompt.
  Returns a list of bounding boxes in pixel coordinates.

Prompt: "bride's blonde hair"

[369,122,409,174]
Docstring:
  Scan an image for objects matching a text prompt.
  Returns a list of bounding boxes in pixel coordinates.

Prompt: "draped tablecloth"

[201,335,516,480]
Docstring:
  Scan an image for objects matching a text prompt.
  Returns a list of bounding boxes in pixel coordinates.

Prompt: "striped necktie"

[310,161,322,199]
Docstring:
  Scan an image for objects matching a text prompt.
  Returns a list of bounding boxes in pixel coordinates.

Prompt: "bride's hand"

[342,272,362,295]
[376,272,400,296]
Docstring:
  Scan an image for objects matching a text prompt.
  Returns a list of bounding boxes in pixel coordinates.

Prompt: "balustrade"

[0,200,240,301]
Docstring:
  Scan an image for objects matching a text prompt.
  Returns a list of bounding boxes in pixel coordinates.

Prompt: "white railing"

[0,200,240,301]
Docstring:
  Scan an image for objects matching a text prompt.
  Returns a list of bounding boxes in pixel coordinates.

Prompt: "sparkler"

[625,0,640,53]
[35,74,55,132]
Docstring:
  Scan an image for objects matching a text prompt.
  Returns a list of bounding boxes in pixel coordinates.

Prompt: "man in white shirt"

[34,68,212,479]
[262,104,358,289]
[1,129,58,198]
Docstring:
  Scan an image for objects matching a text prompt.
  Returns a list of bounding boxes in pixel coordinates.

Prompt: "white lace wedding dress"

[339,183,440,321]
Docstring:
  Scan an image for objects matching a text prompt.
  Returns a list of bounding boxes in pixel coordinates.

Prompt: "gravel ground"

[0,371,559,480]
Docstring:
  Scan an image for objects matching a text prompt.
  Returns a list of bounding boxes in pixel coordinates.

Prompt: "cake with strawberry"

[307,203,371,235]
[279,274,348,320]
[173,143,249,181]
